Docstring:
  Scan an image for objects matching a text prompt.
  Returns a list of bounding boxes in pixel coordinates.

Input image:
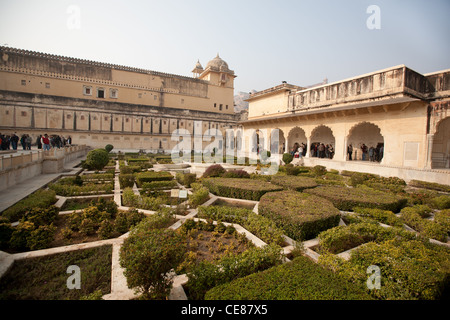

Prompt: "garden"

[0,149,449,300]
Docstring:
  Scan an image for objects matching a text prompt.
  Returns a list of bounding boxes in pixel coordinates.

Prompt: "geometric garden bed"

[0,158,449,300]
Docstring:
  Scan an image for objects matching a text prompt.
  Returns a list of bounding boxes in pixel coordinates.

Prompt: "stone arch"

[347,122,384,161]
[270,128,286,154]
[431,116,450,168]
[287,126,307,154]
[310,125,335,158]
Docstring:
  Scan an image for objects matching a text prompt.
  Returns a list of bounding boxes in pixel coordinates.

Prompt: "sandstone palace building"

[243,66,450,184]
[0,46,449,184]
[0,46,241,151]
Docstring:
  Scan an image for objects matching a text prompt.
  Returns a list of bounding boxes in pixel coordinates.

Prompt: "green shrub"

[85,149,110,171]
[119,173,134,189]
[400,207,448,242]
[202,178,282,201]
[319,239,450,300]
[434,209,450,233]
[119,228,186,299]
[258,190,341,241]
[0,219,13,249]
[352,207,404,227]
[202,164,226,178]
[1,189,57,222]
[175,172,197,188]
[282,153,293,164]
[105,144,114,153]
[317,222,415,254]
[141,180,177,191]
[197,206,285,246]
[284,163,301,176]
[221,169,250,179]
[311,165,327,177]
[432,195,450,210]
[305,185,408,212]
[409,180,450,193]
[188,186,210,208]
[205,255,372,300]
[135,171,173,186]
[27,224,57,250]
[120,165,142,174]
[270,175,317,191]
[186,244,284,300]
[20,206,59,227]
[48,182,113,197]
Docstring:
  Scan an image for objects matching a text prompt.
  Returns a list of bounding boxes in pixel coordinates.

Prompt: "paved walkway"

[0,156,84,213]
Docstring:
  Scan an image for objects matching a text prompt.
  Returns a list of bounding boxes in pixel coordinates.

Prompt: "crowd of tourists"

[0,132,72,151]
[287,142,335,159]
[347,143,383,162]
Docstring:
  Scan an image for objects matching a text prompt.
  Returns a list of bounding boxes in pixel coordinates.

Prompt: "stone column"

[305,136,311,158]
[425,134,434,169]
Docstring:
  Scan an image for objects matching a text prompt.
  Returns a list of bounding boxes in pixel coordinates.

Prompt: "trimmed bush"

[1,189,57,222]
[188,185,210,208]
[258,190,341,241]
[434,209,450,233]
[202,178,283,201]
[317,222,415,254]
[270,175,317,191]
[119,173,135,189]
[134,171,173,186]
[352,207,404,227]
[105,144,114,153]
[197,206,285,246]
[409,180,450,193]
[282,153,293,164]
[176,172,197,188]
[186,244,284,300]
[305,185,408,212]
[85,149,110,171]
[205,255,373,300]
[432,195,450,210]
[221,169,250,179]
[119,227,186,299]
[202,164,226,178]
[142,180,178,191]
[319,239,450,300]
[400,207,448,242]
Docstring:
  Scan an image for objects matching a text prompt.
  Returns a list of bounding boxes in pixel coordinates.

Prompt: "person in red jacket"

[42,134,51,151]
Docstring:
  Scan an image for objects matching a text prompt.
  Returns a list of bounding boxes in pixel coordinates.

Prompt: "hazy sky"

[0,0,449,93]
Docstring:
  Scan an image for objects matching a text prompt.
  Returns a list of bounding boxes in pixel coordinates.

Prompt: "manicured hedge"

[141,180,178,191]
[304,185,408,212]
[434,209,450,233]
[186,244,284,300]
[258,190,340,241]
[318,239,450,300]
[134,171,173,187]
[1,189,57,222]
[409,180,450,193]
[205,255,373,300]
[317,222,415,254]
[197,206,285,246]
[270,175,317,191]
[48,182,114,196]
[176,172,197,188]
[352,207,404,227]
[202,178,283,201]
[400,206,448,242]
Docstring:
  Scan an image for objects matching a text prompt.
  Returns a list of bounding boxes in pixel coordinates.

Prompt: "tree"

[105,144,114,153]
[85,149,109,171]
[119,225,186,299]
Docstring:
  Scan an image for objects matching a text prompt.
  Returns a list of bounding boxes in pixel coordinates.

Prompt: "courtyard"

[0,147,449,300]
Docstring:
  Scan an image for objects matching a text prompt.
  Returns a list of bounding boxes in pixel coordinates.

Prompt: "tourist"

[42,134,51,151]
[298,144,303,158]
[10,133,19,150]
[25,134,32,150]
[361,144,368,161]
[328,144,334,159]
[318,143,325,158]
[348,144,353,160]
[20,134,27,150]
[36,135,42,149]
[369,146,374,161]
